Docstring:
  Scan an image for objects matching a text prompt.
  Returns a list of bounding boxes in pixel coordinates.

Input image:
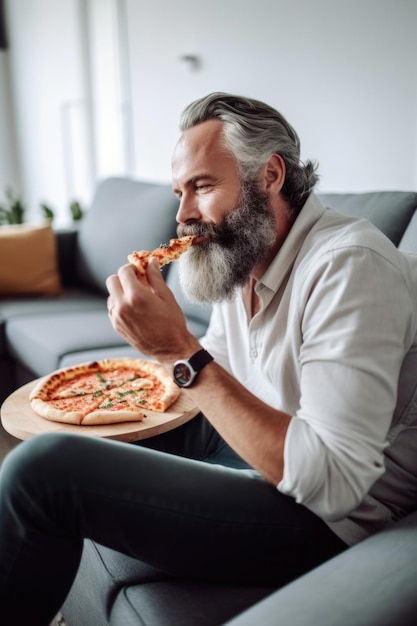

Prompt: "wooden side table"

[1,378,199,443]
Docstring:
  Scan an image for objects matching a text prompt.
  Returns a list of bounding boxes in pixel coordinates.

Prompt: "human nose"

[175,194,201,224]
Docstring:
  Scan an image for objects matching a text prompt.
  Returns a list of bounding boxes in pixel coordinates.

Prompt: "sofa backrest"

[75,178,179,293]
[317,191,417,245]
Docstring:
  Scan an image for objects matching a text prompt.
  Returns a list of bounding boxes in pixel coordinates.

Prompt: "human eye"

[194,181,213,192]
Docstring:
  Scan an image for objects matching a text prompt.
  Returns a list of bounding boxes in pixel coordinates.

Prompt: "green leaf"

[40,203,55,221]
[0,187,25,224]
[70,200,83,221]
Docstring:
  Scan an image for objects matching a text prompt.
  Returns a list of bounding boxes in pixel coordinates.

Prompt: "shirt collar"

[258,192,326,293]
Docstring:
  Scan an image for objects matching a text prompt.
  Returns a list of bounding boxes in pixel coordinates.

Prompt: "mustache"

[177,222,223,243]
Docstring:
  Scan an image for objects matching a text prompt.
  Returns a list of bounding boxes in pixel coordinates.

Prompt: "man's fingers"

[145,257,170,295]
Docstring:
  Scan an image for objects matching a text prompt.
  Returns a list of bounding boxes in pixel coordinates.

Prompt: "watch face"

[173,362,193,386]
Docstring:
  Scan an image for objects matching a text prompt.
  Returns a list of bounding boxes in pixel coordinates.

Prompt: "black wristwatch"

[173,349,214,388]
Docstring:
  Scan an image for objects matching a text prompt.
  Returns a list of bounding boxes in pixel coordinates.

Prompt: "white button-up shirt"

[202,193,417,545]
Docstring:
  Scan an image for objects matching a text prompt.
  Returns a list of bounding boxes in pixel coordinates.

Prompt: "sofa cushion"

[0,288,105,323]
[76,178,179,294]
[6,309,127,376]
[110,580,274,626]
[61,540,169,626]
[61,540,274,626]
[224,510,417,626]
[0,223,62,295]
[317,191,417,245]
[0,288,105,359]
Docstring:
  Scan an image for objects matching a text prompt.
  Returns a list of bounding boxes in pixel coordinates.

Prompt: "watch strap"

[188,348,214,372]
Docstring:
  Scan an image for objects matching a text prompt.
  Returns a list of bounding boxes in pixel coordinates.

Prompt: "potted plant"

[0,187,25,225]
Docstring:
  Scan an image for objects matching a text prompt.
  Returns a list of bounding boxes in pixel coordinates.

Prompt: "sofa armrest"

[55,228,79,287]
[225,510,417,626]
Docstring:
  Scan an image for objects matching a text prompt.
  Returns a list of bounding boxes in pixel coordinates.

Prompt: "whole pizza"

[29,358,181,426]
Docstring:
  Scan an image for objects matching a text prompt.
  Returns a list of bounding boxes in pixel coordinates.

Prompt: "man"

[1,93,417,625]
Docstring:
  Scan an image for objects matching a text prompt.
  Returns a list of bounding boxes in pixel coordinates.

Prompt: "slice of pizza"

[82,391,146,425]
[127,235,196,275]
[99,359,180,412]
[30,392,106,426]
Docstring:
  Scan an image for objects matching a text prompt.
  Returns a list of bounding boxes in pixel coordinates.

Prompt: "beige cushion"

[0,223,62,295]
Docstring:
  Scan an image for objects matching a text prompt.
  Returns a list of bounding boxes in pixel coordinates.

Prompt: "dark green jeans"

[0,414,346,626]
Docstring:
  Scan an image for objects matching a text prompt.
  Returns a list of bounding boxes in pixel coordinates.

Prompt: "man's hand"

[106,258,199,363]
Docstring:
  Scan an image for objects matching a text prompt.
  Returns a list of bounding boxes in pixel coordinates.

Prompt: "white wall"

[126,0,417,192]
[2,0,417,224]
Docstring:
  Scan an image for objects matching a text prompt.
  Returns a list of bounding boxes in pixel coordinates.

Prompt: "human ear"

[261,154,286,192]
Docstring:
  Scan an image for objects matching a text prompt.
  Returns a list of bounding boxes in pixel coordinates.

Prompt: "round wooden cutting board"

[1,378,199,442]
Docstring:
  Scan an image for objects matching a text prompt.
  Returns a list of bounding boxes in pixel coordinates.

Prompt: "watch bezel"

[173,349,214,388]
[173,360,197,388]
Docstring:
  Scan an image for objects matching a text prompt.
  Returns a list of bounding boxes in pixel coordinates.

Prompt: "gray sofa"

[1,178,417,625]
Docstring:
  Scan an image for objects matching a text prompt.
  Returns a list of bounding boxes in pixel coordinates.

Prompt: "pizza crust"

[29,358,181,426]
[29,397,87,425]
[81,407,145,426]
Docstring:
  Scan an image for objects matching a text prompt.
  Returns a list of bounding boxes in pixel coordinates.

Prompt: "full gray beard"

[177,180,276,303]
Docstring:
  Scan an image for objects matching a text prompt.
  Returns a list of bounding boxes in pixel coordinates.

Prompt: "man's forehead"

[171,119,235,181]
[174,120,224,158]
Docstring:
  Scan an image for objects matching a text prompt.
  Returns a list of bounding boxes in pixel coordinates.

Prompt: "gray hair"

[180,92,319,212]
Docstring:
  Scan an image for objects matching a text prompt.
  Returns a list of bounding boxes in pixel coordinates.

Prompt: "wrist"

[155,336,201,368]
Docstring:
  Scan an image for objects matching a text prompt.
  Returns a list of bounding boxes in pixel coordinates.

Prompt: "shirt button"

[250,348,258,359]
